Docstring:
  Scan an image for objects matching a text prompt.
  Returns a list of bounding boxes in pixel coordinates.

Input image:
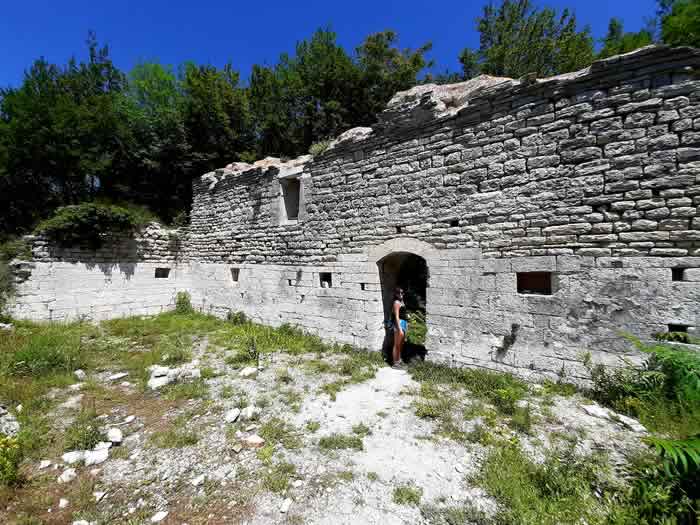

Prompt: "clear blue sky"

[1,0,658,87]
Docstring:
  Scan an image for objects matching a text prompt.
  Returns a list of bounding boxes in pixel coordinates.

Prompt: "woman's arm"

[393,301,403,333]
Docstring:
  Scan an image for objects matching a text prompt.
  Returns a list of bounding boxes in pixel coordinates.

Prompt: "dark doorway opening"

[378,252,429,364]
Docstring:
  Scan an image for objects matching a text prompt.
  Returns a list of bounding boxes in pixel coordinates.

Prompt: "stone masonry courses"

[9,45,700,383]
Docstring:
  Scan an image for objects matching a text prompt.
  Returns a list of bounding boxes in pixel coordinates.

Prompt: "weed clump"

[64,408,104,451]
[0,436,22,486]
[392,484,423,506]
[259,418,301,449]
[319,433,363,451]
[263,462,296,493]
[174,292,194,315]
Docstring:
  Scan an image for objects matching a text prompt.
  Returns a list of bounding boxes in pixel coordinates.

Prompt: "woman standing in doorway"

[392,287,408,369]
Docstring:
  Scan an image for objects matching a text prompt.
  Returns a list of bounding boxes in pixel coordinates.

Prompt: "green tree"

[0,34,128,236]
[661,0,700,47]
[598,18,654,59]
[355,31,433,120]
[459,0,594,79]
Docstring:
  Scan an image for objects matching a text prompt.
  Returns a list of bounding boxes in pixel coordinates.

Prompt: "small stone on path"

[151,511,169,523]
[242,434,265,448]
[224,408,240,423]
[107,428,123,444]
[62,451,85,465]
[39,460,52,470]
[108,372,128,381]
[58,468,77,483]
[94,491,107,503]
[84,447,109,466]
[191,474,206,487]
[59,498,69,509]
[74,369,86,380]
[240,366,258,378]
[280,498,292,513]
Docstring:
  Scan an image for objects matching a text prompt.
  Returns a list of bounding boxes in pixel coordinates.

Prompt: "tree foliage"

[599,18,654,59]
[661,0,700,47]
[459,0,594,79]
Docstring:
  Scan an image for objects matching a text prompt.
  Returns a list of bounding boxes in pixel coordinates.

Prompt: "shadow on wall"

[378,251,429,363]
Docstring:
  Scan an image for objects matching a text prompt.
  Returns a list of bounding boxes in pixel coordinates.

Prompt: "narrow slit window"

[288,279,293,286]
[517,272,553,295]
[155,268,170,279]
[281,178,300,221]
[320,272,333,288]
[396,226,402,234]
[360,283,366,291]
[231,268,240,282]
[668,324,688,333]
[671,268,685,281]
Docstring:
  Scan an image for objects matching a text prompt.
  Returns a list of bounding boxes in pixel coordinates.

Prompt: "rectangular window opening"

[288,279,293,286]
[671,268,686,282]
[396,226,402,234]
[320,272,333,288]
[517,272,553,295]
[231,268,240,282]
[449,219,459,228]
[668,324,688,333]
[155,267,170,279]
[281,178,301,221]
[360,283,366,291]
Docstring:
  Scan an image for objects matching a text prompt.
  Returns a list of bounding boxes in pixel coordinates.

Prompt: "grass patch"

[510,404,534,434]
[162,379,209,401]
[392,484,422,506]
[306,421,320,433]
[259,418,301,449]
[352,423,371,437]
[319,434,363,451]
[64,407,104,451]
[478,443,612,524]
[262,462,296,493]
[149,413,199,448]
[408,361,528,415]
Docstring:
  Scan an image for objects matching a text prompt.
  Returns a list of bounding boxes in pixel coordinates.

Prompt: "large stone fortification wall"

[9,46,700,382]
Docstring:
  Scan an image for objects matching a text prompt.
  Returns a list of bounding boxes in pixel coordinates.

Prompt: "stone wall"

[9,45,700,382]
[9,224,188,321]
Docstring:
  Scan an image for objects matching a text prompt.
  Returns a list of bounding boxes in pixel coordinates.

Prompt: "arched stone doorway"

[377,251,429,363]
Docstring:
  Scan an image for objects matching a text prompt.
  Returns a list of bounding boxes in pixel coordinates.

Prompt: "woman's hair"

[393,287,404,301]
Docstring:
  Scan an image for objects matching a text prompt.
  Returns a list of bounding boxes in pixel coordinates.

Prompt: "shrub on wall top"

[34,203,154,248]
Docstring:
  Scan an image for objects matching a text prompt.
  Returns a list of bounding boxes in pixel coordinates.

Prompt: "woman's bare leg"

[393,329,402,364]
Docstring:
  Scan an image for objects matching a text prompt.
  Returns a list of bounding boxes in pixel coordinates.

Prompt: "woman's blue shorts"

[396,319,408,333]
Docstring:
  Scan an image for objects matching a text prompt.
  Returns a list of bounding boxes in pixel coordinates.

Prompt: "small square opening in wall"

[671,268,686,281]
[319,272,333,288]
[155,268,170,279]
[517,272,553,295]
[668,324,689,333]
[231,268,240,282]
[449,219,459,227]
[360,283,366,291]
[396,226,402,234]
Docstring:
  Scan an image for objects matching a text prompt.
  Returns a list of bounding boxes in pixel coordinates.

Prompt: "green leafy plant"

[64,407,104,451]
[654,331,692,344]
[174,291,194,315]
[35,203,153,248]
[227,310,249,325]
[645,435,700,476]
[0,435,22,486]
[392,484,423,506]
[309,140,331,156]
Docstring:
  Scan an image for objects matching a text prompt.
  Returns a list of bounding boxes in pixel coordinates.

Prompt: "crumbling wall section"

[9,223,188,321]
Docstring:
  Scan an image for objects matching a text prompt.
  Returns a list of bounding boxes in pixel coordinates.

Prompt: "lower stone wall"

[9,262,192,321]
[8,237,700,384]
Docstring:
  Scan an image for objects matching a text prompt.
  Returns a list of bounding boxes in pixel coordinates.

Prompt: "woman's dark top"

[394,300,408,320]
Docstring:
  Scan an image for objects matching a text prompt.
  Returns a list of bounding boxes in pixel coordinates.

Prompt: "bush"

[309,140,330,156]
[35,203,153,248]
[654,331,692,344]
[64,408,104,451]
[393,484,423,506]
[227,310,248,325]
[0,435,22,486]
[174,292,194,315]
